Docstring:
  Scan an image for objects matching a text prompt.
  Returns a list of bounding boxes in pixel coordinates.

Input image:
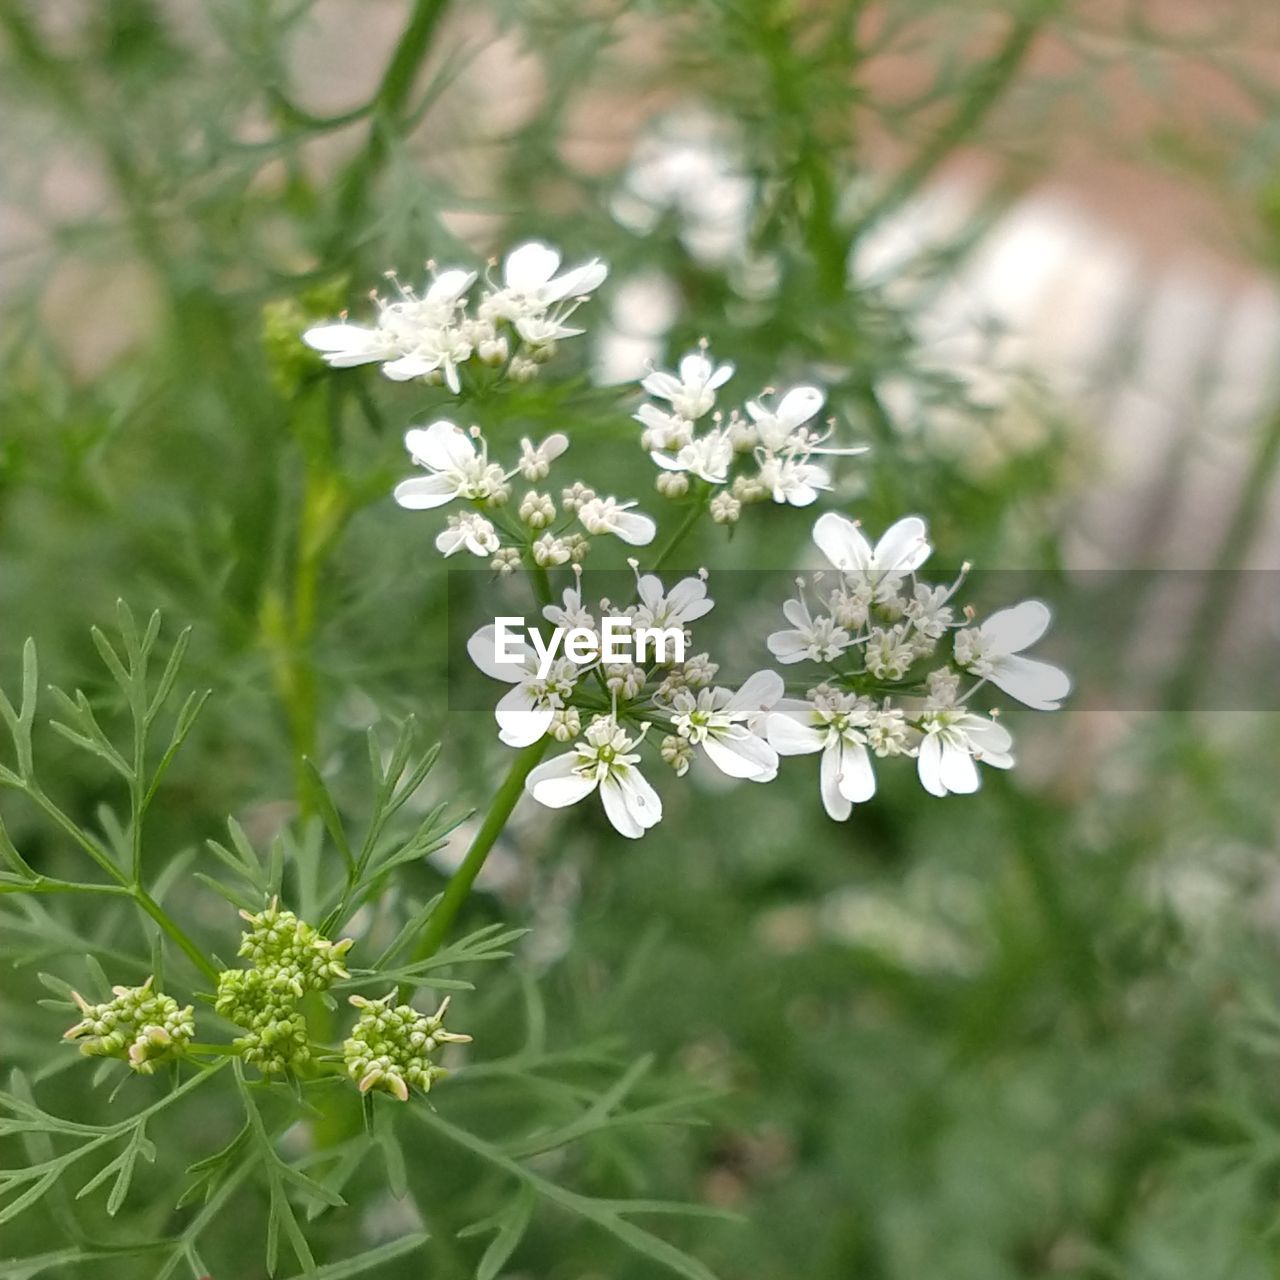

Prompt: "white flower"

[517,433,569,482]
[812,513,931,586]
[543,582,596,631]
[767,692,877,820]
[578,496,657,546]
[484,242,609,322]
[632,571,714,631]
[863,625,916,681]
[467,626,578,747]
[767,593,851,664]
[303,269,476,374]
[642,351,734,420]
[302,321,400,369]
[670,670,783,780]
[650,429,733,484]
[435,512,499,558]
[525,716,662,840]
[904,583,956,641]
[635,403,694,451]
[394,422,509,510]
[745,385,825,452]
[757,452,832,507]
[515,312,583,346]
[953,600,1070,711]
[916,709,1014,797]
[381,322,473,392]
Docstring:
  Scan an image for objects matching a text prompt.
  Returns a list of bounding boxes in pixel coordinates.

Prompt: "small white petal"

[466,626,528,682]
[835,740,876,803]
[813,512,872,571]
[989,654,1070,710]
[873,516,931,573]
[766,714,825,756]
[724,670,785,717]
[527,754,597,808]
[702,732,777,780]
[917,734,946,797]
[820,746,853,820]
[938,739,980,794]
[504,242,561,291]
[599,774,644,838]
[610,511,657,546]
[980,600,1052,655]
[405,421,474,471]
[393,475,457,510]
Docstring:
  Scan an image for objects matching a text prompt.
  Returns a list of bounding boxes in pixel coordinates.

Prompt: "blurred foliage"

[2,0,1280,1278]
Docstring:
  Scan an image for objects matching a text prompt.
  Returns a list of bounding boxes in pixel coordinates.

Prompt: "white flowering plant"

[9,3,1274,1277]
[0,234,1070,1278]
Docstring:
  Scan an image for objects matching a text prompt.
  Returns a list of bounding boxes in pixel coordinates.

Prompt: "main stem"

[408,739,549,971]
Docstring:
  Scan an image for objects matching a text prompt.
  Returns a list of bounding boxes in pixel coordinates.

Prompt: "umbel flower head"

[344,993,471,1102]
[215,967,312,1075]
[217,900,353,1075]
[64,976,194,1075]
[237,899,353,997]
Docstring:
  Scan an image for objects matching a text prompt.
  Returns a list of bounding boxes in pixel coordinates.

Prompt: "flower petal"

[383,354,440,381]
[820,746,853,820]
[504,242,561,291]
[813,512,872,571]
[544,259,608,302]
[497,706,555,747]
[724,669,785,718]
[527,754,597,808]
[938,739,980,794]
[426,268,476,303]
[917,733,946,797]
[766,713,825,756]
[405,420,474,471]
[610,511,657,546]
[980,600,1052,655]
[873,516,931,573]
[466,625,529,681]
[835,740,876,803]
[765,630,811,662]
[702,731,777,780]
[599,774,644,838]
[393,475,457,510]
[989,654,1070,710]
[777,385,824,428]
[617,767,663,831]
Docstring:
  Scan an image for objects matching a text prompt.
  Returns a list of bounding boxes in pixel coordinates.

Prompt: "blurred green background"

[3,1,1280,1277]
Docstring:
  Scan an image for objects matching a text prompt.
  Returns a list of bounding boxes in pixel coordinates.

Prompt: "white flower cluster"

[466,512,1068,837]
[467,566,788,838]
[303,242,607,392]
[300,239,1070,839]
[764,513,1070,817]
[393,419,657,564]
[638,347,866,513]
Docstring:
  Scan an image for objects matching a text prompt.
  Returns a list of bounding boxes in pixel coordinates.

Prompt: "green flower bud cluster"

[216,899,353,1076]
[236,901,353,996]
[343,994,471,1102]
[63,976,194,1075]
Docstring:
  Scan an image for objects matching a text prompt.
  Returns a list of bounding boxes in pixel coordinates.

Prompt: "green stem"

[853,3,1051,236]
[406,739,549,978]
[653,501,707,571]
[134,888,220,985]
[327,0,453,258]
